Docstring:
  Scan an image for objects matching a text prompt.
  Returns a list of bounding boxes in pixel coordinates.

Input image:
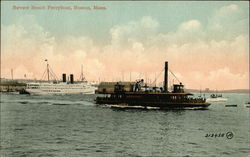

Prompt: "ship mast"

[11,69,13,80]
[79,65,85,82]
[45,59,50,81]
[81,65,83,81]
[129,71,131,82]
[40,59,58,82]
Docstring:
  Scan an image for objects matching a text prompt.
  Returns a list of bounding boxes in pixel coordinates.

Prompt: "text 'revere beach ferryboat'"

[25,60,97,95]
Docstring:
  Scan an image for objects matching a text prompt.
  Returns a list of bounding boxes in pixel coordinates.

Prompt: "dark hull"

[108,105,209,110]
[19,89,30,95]
[96,99,210,110]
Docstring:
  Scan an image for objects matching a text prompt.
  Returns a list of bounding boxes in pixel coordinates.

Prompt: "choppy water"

[0,93,249,157]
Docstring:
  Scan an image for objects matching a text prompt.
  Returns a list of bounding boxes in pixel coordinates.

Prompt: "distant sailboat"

[245,85,250,108]
[245,88,250,108]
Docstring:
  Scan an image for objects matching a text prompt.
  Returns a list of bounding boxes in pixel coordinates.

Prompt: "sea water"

[0,93,249,157]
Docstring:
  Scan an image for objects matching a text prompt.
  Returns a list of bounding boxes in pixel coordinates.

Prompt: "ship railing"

[185,97,206,103]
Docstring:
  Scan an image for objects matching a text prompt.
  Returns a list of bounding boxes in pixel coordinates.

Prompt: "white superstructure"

[26,82,96,95]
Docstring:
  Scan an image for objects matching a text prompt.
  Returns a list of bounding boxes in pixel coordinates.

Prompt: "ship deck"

[97,91,194,95]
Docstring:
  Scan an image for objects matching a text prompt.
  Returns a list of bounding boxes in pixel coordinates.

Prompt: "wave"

[106,104,160,110]
[51,103,70,106]
[11,99,95,106]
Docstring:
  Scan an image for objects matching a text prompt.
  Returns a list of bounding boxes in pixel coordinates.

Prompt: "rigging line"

[47,64,57,80]
[48,65,59,81]
[49,70,58,81]
[40,68,47,81]
[50,67,57,80]
[169,69,181,83]
[151,68,165,86]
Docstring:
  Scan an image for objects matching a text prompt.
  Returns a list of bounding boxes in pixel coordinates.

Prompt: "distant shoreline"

[186,89,249,94]
[0,79,249,94]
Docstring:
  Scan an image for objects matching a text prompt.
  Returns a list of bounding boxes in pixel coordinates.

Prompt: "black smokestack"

[164,61,168,92]
[70,74,74,84]
[62,73,66,82]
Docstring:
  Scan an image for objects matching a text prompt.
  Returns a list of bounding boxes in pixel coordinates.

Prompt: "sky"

[1,1,249,90]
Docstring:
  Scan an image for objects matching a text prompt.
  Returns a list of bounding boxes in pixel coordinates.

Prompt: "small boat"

[225,104,237,107]
[207,93,227,102]
[245,102,250,108]
[19,89,30,95]
[210,94,222,98]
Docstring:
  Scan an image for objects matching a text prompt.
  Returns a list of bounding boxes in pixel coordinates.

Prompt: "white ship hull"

[207,97,228,102]
[26,82,96,95]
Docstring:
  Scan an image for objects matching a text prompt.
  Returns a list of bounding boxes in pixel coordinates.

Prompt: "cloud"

[54,36,95,56]
[1,15,55,61]
[132,42,145,52]
[179,20,201,31]
[227,4,238,10]
[1,16,99,81]
[148,19,205,47]
[207,67,248,90]
[182,67,249,90]
[149,4,248,47]
[140,16,159,28]
[207,4,249,41]
[1,5,249,90]
[1,18,55,78]
[110,16,159,46]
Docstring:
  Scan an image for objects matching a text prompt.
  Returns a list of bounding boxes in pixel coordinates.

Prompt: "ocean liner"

[25,60,96,95]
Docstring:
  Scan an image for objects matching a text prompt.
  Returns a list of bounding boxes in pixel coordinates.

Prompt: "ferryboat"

[96,61,211,110]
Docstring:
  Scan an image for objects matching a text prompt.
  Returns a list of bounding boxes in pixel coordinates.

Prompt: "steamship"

[26,75,96,95]
[96,61,211,110]
[25,60,96,95]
